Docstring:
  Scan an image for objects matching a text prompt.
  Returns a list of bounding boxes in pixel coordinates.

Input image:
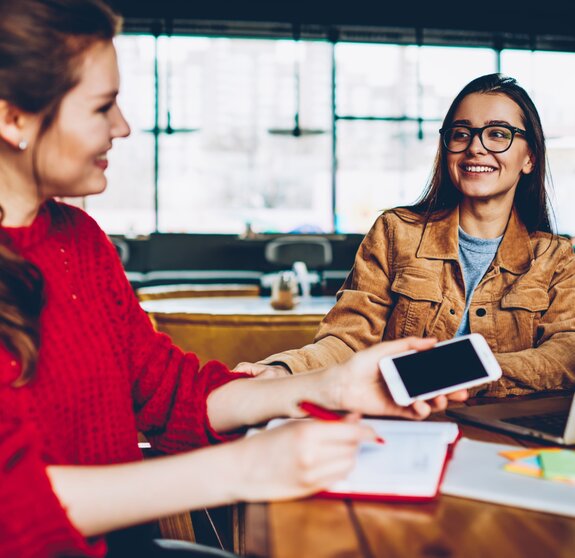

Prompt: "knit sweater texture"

[0,201,243,557]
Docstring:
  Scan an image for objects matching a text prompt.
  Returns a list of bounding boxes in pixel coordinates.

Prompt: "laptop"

[447,393,575,445]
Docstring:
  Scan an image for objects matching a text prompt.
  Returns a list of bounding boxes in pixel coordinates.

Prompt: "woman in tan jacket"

[238,73,575,397]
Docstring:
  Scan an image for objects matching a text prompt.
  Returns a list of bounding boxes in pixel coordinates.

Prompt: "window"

[86,35,156,234]
[94,36,332,234]
[335,44,495,232]
[501,50,575,235]
[90,34,575,236]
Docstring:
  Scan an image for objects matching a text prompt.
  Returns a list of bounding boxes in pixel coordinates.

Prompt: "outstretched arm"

[208,337,468,433]
[46,417,373,538]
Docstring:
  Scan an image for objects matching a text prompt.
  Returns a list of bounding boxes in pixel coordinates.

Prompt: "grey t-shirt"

[455,226,503,336]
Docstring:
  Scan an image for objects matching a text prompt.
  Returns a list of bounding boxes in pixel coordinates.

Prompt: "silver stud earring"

[18,139,28,151]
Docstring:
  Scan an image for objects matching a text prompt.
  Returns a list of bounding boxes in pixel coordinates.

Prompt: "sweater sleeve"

[92,222,248,452]
[131,333,248,452]
[0,414,105,558]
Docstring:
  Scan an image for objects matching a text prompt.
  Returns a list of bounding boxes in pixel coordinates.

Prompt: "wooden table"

[136,283,261,301]
[240,403,575,558]
[140,296,335,368]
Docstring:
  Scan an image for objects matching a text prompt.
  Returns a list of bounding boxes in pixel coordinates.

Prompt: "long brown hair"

[0,0,121,385]
[409,73,552,233]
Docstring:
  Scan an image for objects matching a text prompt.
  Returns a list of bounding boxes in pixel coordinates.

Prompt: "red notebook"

[266,418,460,502]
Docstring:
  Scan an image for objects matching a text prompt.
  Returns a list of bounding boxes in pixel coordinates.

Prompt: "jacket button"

[476,308,487,317]
[450,309,456,315]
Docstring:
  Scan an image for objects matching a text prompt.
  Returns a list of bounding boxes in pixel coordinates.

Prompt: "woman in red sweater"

[0,1,466,556]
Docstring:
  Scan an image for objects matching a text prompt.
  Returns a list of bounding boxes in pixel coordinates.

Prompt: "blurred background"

[95,1,575,285]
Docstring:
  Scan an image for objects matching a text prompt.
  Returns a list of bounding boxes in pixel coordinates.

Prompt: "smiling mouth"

[94,153,109,170]
[461,164,497,173]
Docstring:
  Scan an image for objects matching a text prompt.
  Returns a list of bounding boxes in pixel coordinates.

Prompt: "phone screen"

[392,338,489,397]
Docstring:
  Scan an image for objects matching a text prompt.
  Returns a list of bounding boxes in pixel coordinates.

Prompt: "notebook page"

[330,424,455,497]
[265,419,458,498]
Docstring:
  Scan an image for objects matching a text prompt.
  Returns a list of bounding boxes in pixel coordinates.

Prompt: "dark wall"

[113,233,363,274]
[111,0,575,36]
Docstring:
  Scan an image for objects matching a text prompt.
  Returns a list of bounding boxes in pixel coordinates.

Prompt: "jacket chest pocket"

[385,268,443,339]
[499,284,549,350]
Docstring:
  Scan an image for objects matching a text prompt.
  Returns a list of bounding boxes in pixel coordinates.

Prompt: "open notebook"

[265,419,460,501]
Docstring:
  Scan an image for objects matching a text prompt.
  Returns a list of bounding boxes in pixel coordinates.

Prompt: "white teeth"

[464,165,494,173]
[95,154,107,161]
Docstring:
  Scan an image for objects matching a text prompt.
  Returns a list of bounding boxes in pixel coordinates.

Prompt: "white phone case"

[379,333,502,406]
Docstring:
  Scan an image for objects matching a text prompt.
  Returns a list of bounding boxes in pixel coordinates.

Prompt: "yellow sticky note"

[503,455,542,478]
[499,447,561,461]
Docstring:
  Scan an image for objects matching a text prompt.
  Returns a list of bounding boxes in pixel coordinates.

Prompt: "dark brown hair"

[0,0,121,384]
[409,73,552,233]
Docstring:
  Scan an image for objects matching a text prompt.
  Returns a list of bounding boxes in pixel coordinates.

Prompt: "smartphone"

[379,333,502,406]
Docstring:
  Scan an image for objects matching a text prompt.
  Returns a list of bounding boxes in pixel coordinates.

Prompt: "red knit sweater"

[0,201,243,557]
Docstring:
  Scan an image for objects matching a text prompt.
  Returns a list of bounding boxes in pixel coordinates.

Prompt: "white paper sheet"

[265,418,459,498]
[442,438,575,517]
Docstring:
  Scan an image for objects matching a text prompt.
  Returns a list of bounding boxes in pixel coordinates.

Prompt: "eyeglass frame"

[438,124,528,154]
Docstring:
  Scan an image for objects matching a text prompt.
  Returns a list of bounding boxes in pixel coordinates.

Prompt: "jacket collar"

[416,206,533,275]
[417,207,459,261]
[494,208,534,275]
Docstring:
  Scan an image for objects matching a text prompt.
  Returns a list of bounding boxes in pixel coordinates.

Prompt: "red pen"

[298,401,385,444]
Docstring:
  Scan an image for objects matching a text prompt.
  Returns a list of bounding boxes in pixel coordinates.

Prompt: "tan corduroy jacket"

[262,207,575,397]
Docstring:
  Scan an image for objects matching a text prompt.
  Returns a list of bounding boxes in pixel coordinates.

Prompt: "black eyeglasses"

[439,124,528,154]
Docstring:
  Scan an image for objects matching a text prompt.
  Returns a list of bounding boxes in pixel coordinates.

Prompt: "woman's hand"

[323,337,468,420]
[232,415,374,502]
[233,362,291,379]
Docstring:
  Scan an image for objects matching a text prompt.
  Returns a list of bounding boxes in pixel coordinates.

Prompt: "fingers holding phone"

[379,333,501,407]
[326,336,477,418]
[326,337,441,418]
